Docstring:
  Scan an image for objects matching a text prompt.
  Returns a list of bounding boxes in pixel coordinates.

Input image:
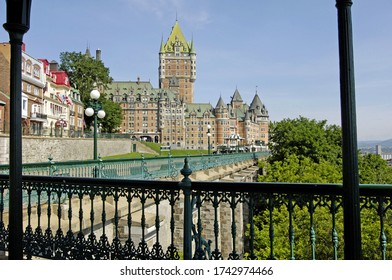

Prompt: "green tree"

[59,51,112,102]
[99,98,122,133]
[59,51,122,131]
[268,116,342,165]
[358,153,392,184]
[259,154,342,183]
[251,116,392,259]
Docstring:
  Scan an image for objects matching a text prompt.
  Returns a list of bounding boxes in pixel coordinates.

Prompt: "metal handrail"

[0,159,392,260]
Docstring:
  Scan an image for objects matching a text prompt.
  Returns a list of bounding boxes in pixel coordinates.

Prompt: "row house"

[40,59,84,137]
[0,43,84,137]
[21,47,46,135]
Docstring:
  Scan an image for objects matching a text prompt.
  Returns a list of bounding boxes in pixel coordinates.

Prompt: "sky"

[0,0,391,141]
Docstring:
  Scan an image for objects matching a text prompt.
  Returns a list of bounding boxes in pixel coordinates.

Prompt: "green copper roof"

[231,88,243,102]
[159,37,165,53]
[185,103,214,118]
[164,20,190,53]
[105,80,179,101]
[189,38,196,54]
[216,95,226,108]
[250,93,268,116]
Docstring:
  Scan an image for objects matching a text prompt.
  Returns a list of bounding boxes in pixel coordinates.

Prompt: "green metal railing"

[0,152,266,180]
[1,158,392,260]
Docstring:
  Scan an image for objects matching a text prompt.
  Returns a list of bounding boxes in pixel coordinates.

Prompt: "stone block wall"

[0,135,140,164]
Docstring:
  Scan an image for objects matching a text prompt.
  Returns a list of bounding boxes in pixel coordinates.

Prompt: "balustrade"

[0,158,392,259]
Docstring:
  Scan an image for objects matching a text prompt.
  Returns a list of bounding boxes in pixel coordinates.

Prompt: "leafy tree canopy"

[99,98,123,133]
[59,51,122,132]
[252,116,392,259]
[358,153,392,184]
[268,116,342,165]
[59,51,112,102]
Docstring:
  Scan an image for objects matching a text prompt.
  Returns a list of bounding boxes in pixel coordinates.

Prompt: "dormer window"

[33,66,40,78]
[26,62,31,74]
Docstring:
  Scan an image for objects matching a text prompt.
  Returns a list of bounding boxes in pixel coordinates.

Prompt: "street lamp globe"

[97,110,106,119]
[90,89,100,100]
[85,107,94,117]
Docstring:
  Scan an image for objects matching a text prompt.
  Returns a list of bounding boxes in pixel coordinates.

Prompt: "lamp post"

[85,89,105,161]
[236,134,240,153]
[3,0,32,260]
[206,124,211,155]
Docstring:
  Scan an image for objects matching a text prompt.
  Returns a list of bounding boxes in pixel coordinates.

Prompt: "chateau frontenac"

[105,21,269,151]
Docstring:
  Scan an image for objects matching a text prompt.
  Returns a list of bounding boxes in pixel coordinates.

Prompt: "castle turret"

[189,38,196,82]
[159,37,166,87]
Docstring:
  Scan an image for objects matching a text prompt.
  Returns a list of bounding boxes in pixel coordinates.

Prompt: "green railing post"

[141,154,145,179]
[98,156,103,178]
[48,156,56,176]
[179,157,192,260]
[168,153,172,178]
[336,0,362,259]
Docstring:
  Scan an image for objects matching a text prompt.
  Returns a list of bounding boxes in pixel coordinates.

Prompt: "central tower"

[159,20,196,103]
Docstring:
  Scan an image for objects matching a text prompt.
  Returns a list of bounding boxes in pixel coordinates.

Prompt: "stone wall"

[0,135,151,164]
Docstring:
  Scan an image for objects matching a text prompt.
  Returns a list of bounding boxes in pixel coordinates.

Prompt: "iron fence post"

[336,0,362,259]
[179,157,192,260]
[3,0,32,260]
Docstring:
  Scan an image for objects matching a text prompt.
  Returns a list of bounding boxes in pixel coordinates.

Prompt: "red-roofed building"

[39,59,84,137]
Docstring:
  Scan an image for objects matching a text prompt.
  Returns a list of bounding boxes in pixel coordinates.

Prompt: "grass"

[102,152,157,160]
[102,142,208,160]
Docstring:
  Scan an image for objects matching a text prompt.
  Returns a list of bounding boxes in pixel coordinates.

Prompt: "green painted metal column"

[336,0,362,259]
[3,0,32,260]
[179,158,192,260]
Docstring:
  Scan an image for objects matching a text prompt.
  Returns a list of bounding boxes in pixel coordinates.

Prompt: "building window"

[33,66,40,78]
[26,62,31,74]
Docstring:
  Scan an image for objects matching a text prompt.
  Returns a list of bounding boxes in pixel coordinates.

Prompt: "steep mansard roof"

[185,103,214,118]
[105,80,178,101]
[163,20,192,53]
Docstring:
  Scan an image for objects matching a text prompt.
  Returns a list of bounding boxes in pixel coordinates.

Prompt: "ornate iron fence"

[1,158,392,260]
[0,152,266,180]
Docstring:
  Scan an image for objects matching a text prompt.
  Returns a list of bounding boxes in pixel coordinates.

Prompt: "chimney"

[49,60,59,71]
[96,49,101,61]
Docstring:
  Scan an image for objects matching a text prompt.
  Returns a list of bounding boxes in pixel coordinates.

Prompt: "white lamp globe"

[90,89,100,100]
[97,110,106,119]
[207,124,211,129]
[85,107,94,117]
